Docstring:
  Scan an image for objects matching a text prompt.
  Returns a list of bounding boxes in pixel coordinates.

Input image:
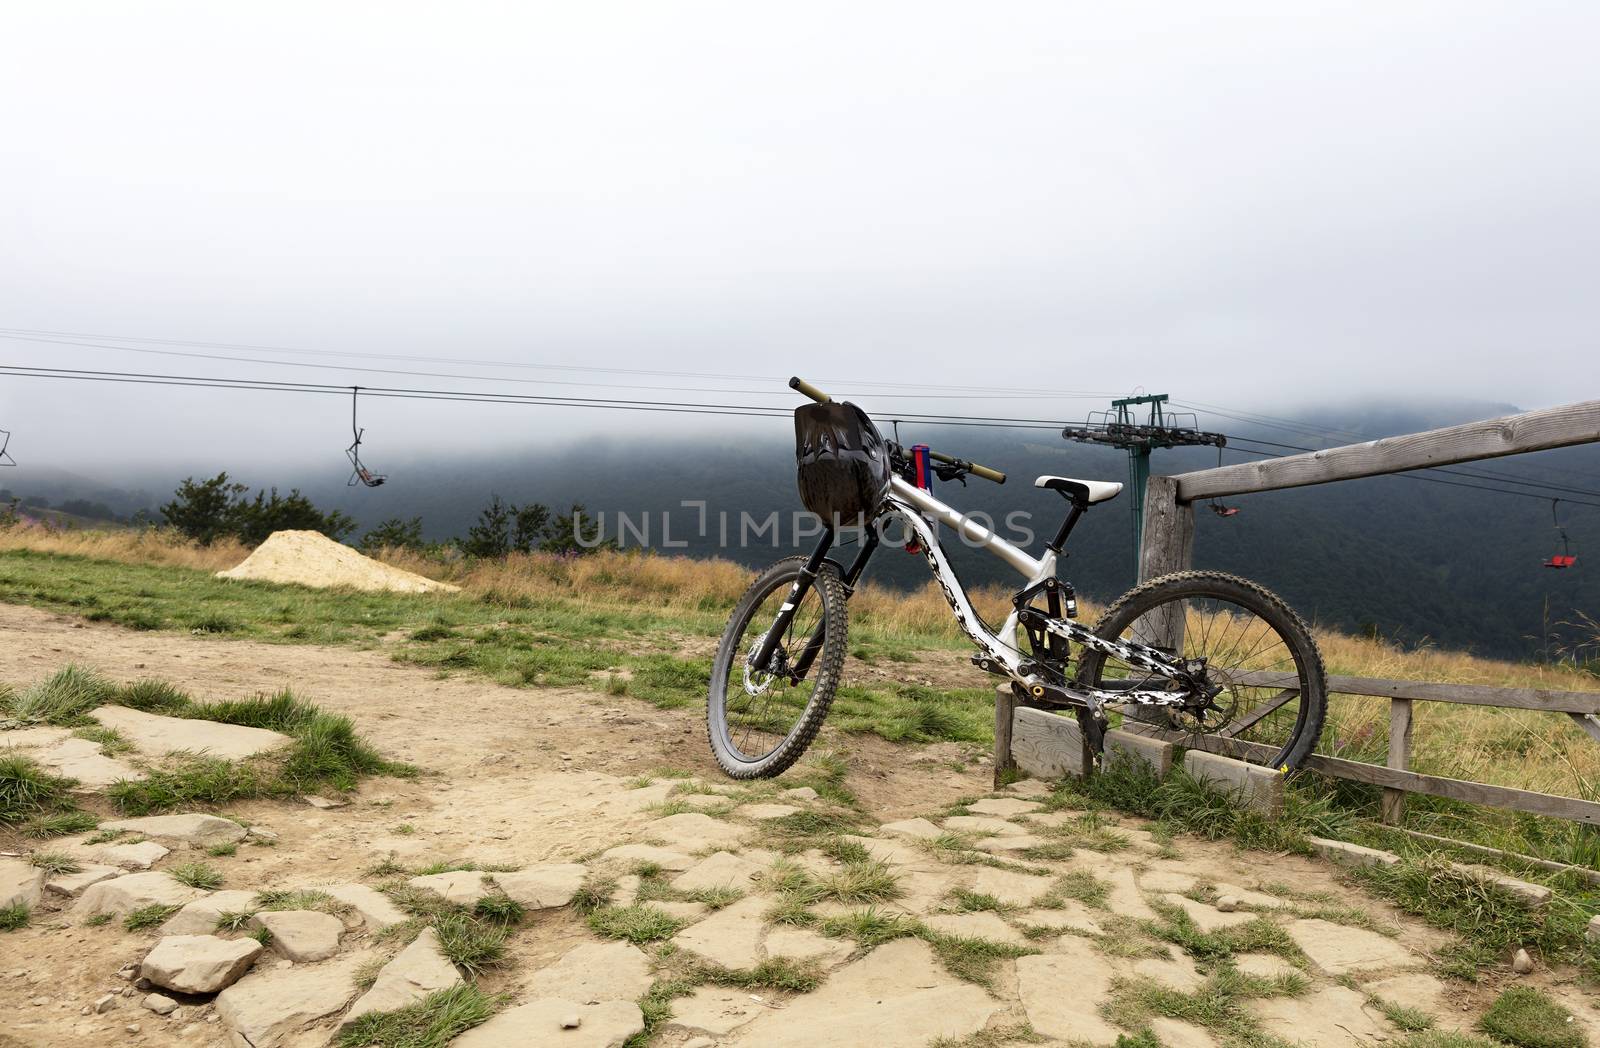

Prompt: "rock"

[1588,915,1600,943]
[652,900,708,921]
[96,841,171,871]
[736,803,800,820]
[77,872,206,919]
[671,852,764,893]
[561,1012,582,1029]
[1252,986,1394,1048]
[1162,894,1254,932]
[643,812,750,851]
[407,870,491,906]
[672,896,771,970]
[454,999,644,1048]
[1130,954,1206,993]
[1150,1017,1221,1048]
[1021,903,1102,935]
[1215,895,1239,912]
[966,866,1055,908]
[101,814,247,847]
[601,844,696,871]
[91,706,291,760]
[1361,973,1449,1018]
[779,787,819,801]
[250,910,343,963]
[214,952,365,1046]
[342,929,460,1028]
[143,993,178,1015]
[29,737,147,787]
[944,815,1027,837]
[1286,918,1420,975]
[524,941,653,1004]
[972,834,1049,854]
[93,993,117,1013]
[320,883,408,931]
[878,818,944,841]
[967,797,1042,817]
[246,826,279,841]
[838,835,927,867]
[125,1023,140,1034]
[1234,953,1301,980]
[44,863,120,898]
[1212,883,1291,910]
[730,938,998,1047]
[1018,939,1120,1044]
[490,864,586,909]
[921,911,1029,947]
[0,859,44,911]
[1004,779,1052,797]
[160,891,261,936]
[762,926,853,969]
[303,795,346,809]
[141,935,262,994]
[1512,948,1534,974]
[666,986,768,1035]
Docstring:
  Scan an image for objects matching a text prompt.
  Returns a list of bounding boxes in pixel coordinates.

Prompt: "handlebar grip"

[788,376,830,403]
[929,449,1007,484]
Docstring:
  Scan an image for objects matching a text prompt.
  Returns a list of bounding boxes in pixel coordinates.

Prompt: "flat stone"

[320,883,407,931]
[30,736,147,788]
[1022,811,1079,828]
[454,999,644,1048]
[1287,918,1420,975]
[944,815,1027,837]
[672,896,769,969]
[1004,779,1052,797]
[1021,903,1102,935]
[160,891,260,935]
[342,928,460,1027]
[77,872,206,918]
[142,992,177,1015]
[215,951,365,1046]
[251,910,343,963]
[972,834,1049,854]
[1251,986,1393,1048]
[1130,954,1206,992]
[1139,869,1199,894]
[737,803,800,820]
[1309,837,1400,869]
[779,786,819,802]
[1362,972,1450,1016]
[102,813,249,847]
[95,841,171,870]
[141,935,262,994]
[491,864,587,909]
[44,863,120,898]
[0,725,72,748]
[839,835,927,867]
[1018,938,1120,1044]
[601,844,696,871]
[967,798,1042,817]
[676,793,732,808]
[1212,883,1290,910]
[671,851,764,893]
[1150,1017,1220,1048]
[1234,953,1301,980]
[878,818,944,841]
[666,986,769,1035]
[1184,750,1285,815]
[1588,914,1600,942]
[0,859,44,910]
[1104,867,1157,920]
[1454,864,1553,910]
[91,706,291,760]
[407,870,491,906]
[524,941,653,1004]
[730,938,999,1048]
[643,812,750,850]
[967,867,1055,908]
[1163,894,1254,931]
[653,900,708,921]
[763,926,853,968]
[922,911,1029,947]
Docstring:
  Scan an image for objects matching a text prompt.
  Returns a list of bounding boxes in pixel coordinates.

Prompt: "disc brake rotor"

[743,631,781,697]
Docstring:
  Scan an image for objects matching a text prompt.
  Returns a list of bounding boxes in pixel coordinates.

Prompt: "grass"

[691,956,823,993]
[208,842,238,857]
[430,912,508,977]
[0,903,28,931]
[0,753,82,827]
[337,984,500,1048]
[124,904,181,931]
[215,910,257,932]
[28,850,80,875]
[1477,987,1585,1048]
[586,904,687,944]
[919,931,1037,987]
[168,861,224,890]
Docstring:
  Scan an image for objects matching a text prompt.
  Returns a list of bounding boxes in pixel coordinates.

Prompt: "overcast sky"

[2,2,1596,477]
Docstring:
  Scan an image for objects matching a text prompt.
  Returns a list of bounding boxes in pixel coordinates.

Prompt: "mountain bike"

[706,377,1327,780]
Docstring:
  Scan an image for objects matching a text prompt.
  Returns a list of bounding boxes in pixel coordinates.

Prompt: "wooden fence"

[1128,399,1600,826]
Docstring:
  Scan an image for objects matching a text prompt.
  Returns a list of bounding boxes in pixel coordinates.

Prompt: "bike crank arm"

[1018,679,1194,710]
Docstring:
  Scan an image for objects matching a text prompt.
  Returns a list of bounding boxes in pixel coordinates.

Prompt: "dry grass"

[0,526,248,572]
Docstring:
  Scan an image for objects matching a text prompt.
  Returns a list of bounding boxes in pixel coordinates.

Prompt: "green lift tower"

[1061,394,1226,577]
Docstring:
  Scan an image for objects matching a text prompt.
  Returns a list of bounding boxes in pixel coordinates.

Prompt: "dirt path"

[3,602,1597,1048]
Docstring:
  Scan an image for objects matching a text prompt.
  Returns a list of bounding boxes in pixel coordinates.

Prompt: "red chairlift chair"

[1544,500,1576,569]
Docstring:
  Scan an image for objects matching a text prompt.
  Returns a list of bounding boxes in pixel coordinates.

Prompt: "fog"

[2,2,1596,477]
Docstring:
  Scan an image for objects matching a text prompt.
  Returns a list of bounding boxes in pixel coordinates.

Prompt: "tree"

[361,517,425,552]
[160,473,354,546]
[462,495,513,558]
[511,503,551,554]
[542,504,615,555]
[161,473,248,546]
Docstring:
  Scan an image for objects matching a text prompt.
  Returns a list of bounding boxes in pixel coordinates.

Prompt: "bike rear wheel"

[1074,570,1327,770]
[707,557,848,779]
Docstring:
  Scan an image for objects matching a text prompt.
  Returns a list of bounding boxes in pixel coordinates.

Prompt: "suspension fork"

[790,530,878,678]
[750,528,835,673]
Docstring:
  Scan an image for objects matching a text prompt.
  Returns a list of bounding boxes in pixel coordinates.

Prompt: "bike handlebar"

[788,375,1006,484]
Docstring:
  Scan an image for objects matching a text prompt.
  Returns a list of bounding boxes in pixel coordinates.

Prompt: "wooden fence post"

[994,684,1018,788]
[1382,698,1414,824]
[1127,475,1195,728]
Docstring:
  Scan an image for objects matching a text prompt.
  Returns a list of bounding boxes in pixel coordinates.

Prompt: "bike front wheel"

[707,557,848,779]
[1074,570,1327,770]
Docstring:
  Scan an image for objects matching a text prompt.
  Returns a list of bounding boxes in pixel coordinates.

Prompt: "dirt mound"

[216,530,460,594]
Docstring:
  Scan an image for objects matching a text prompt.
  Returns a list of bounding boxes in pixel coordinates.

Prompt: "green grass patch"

[124,904,181,931]
[919,931,1037,987]
[691,956,822,993]
[28,851,80,876]
[0,903,29,931]
[431,912,508,977]
[587,904,687,944]
[168,861,224,890]
[1477,987,1585,1048]
[0,754,81,825]
[3,664,115,724]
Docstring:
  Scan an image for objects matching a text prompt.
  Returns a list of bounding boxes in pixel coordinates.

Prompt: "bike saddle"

[1034,476,1123,503]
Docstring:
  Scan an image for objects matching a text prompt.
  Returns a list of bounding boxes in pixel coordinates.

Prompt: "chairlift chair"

[1544,499,1576,569]
[1205,449,1237,517]
[0,428,14,467]
[345,387,386,488]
